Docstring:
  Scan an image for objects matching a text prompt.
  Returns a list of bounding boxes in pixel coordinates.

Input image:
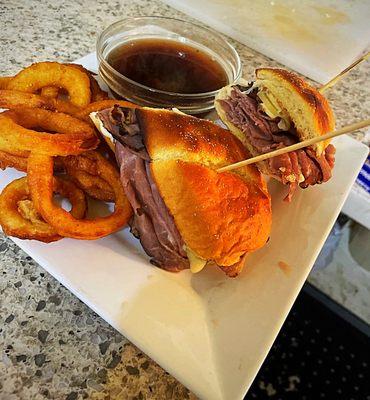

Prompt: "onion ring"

[75,99,136,122]
[40,86,59,99]
[91,82,109,102]
[0,176,87,242]
[7,62,91,107]
[67,171,114,202]
[0,108,98,156]
[67,64,108,102]
[0,77,12,89]
[38,66,108,102]
[28,153,132,239]
[0,89,81,114]
[0,150,64,172]
[0,151,28,171]
[0,89,56,110]
[63,151,116,202]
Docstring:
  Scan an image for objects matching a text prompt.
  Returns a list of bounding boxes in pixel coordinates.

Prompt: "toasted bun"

[137,107,249,167]
[135,108,271,275]
[255,68,335,155]
[151,159,271,268]
[216,69,335,158]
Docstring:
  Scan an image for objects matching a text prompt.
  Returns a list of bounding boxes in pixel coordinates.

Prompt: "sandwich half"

[91,106,272,277]
[215,68,336,201]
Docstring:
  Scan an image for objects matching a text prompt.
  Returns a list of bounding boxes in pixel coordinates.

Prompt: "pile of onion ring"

[0,177,87,242]
[0,61,133,242]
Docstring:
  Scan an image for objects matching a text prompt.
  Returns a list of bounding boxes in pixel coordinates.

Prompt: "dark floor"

[245,284,370,400]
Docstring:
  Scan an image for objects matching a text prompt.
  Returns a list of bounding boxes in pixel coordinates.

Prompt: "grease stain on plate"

[278,261,292,275]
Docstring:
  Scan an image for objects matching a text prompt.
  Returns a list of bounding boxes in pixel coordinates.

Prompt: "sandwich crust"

[255,68,335,154]
[136,108,250,168]
[138,108,271,273]
[150,159,271,269]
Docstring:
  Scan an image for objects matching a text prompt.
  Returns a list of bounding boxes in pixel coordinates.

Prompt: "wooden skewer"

[217,119,370,173]
[319,51,370,93]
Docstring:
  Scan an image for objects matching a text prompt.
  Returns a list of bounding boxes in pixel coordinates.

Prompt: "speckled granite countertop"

[0,0,369,399]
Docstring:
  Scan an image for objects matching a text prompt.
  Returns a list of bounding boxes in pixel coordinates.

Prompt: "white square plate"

[1,53,368,400]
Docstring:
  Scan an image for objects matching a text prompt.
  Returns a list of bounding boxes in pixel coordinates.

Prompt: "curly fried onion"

[0,177,87,243]
[27,153,132,240]
[0,108,98,156]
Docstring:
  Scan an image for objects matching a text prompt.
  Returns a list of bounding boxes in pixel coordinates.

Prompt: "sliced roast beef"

[99,106,150,160]
[98,106,189,271]
[218,87,335,201]
[115,141,189,271]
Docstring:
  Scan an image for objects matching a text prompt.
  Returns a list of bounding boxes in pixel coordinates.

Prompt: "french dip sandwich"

[215,68,336,201]
[91,107,271,277]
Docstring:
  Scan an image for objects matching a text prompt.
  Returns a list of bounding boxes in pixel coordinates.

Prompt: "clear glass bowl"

[96,16,241,114]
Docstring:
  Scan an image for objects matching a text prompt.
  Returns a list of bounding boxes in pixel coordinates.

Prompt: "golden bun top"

[151,159,271,271]
[137,108,249,167]
[135,108,271,276]
[255,68,335,155]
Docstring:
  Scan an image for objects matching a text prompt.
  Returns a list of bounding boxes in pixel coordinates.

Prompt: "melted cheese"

[255,85,291,130]
[257,90,281,119]
[185,247,207,273]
